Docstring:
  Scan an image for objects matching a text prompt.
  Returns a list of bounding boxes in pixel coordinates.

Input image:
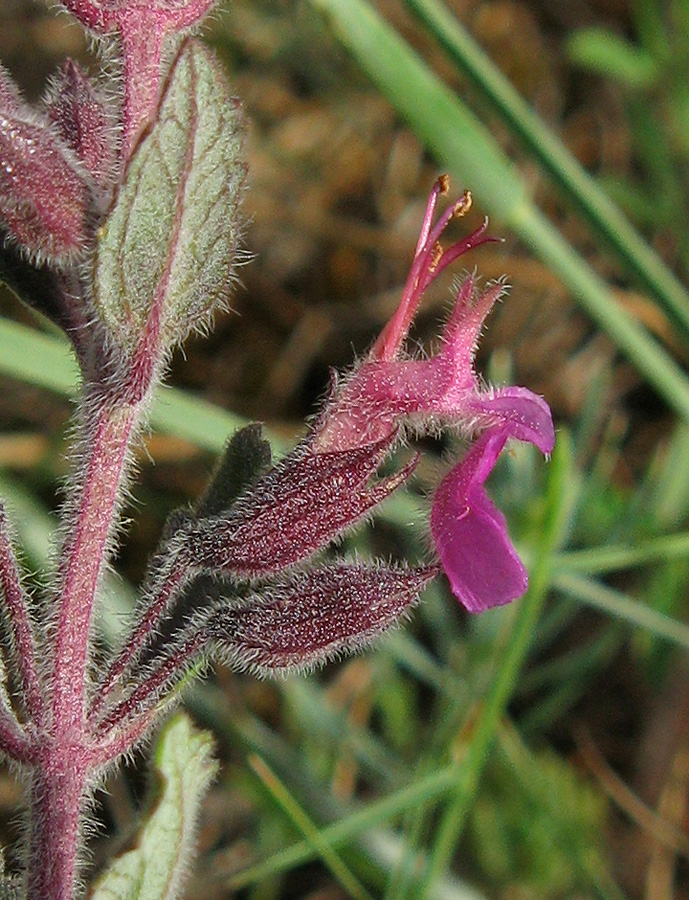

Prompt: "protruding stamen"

[452,189,472,218]
[371,182,491,362]
[414,175,447,259]
[434,219,500,281]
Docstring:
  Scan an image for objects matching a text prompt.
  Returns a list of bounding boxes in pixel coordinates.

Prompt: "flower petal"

[430,428,528,612]
[469,386,555,455]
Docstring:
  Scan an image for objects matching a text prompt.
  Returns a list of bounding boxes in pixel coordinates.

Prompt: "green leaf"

[194,423,272,517]
[89,713,217,900]
[94,38,245,351]
[566,28,659,89]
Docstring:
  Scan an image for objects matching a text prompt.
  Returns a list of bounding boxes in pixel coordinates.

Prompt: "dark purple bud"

[0,66,90,263]
[43,60,118,201]
[194,424,272,519]
[206,562,437,675]
[95,561,434,728]
[179,436,416,578]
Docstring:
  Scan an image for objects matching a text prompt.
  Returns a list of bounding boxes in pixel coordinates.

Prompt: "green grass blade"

[309,0,689,421]
[555,532,689,574]
[405,0,689,338]
[0,317,80,396]
[415,431,572,896]
[566,27,658,88]
[554,572,689,650]
[226,763,461,890]
[248,754,376,900]
[0,316,289,454]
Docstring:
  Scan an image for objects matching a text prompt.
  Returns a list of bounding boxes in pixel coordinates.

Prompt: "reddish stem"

[119,21,167,159]
[24,396,142,900]
[26,747,92,900]
[88,553,187,723]
[0,506,44,725]
[50,401,138,737]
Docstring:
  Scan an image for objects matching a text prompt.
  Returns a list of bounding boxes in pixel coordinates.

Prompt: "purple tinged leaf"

[180,435,416,577]
[206,563,437,674]
[93,40,246,356]
[0,66,90,263]
[43,60,118,202]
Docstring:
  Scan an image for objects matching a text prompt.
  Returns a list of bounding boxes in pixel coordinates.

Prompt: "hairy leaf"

[93,38,246,352]
[89,713,216,900]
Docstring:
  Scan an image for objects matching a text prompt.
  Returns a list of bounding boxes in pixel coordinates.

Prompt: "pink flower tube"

[315,176,555,611]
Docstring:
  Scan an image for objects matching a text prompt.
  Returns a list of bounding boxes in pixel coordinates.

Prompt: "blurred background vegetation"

[2,0,689,897]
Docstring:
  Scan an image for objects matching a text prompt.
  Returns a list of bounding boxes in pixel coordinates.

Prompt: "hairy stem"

[0,506,43,726]
[50,398,139,736]
[26,749,91,900]
[23,394,144,900]
[120,25,167,159]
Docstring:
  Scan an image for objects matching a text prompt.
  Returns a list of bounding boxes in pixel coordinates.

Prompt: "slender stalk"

[95,631,205,737]
[89,554,188,722]
[50,399,139,736]
[0,506,43,724]
[93,710,157,766]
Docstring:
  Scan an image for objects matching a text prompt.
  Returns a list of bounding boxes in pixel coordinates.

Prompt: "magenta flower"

[94,177,554,728]
[315,176,555,611]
